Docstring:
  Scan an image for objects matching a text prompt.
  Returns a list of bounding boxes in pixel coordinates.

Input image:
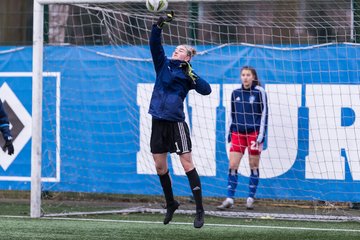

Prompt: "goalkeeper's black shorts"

[150,118,192,155]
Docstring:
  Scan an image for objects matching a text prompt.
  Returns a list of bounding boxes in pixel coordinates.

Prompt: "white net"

[33,0,360,220]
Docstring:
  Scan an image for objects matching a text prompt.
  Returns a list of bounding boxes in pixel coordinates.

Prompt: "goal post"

[31,0,44,219]
[30,0,360,220]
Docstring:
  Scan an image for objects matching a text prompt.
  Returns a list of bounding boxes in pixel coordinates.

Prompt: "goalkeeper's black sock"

[158,170,175,206]
[186,168,204,211]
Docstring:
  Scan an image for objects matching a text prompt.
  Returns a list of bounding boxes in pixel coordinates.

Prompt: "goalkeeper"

[0,100,14,155]
[148,11,211,229]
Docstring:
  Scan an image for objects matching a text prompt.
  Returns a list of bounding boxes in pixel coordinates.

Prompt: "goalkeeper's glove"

[184,61,199,84]
[2,136,14,155]
[156,11,174,29]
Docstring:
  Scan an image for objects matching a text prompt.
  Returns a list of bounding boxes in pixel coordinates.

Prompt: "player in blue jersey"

[217,66,268,210]
[0,100,14,155]
[148,11,211,228]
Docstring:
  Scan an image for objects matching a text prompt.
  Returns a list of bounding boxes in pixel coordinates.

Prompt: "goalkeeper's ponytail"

[182,45,197,59]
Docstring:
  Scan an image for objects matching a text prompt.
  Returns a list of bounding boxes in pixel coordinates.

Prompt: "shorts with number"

[150,118,192,155]
[230,131,262,155]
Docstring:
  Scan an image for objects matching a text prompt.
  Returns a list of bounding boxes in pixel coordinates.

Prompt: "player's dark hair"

[241,66,261,86]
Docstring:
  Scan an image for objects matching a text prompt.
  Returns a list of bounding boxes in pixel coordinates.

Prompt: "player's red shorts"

[230,131,263,155]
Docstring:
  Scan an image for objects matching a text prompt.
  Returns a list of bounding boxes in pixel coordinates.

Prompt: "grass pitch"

[0,196,359,240]
[1,213,360,240]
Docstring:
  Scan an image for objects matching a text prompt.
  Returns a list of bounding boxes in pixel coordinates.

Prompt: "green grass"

[1,198,360,239]
[1,214,360,240]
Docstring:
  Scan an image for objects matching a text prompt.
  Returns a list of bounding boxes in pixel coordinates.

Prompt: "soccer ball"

[146,0,168,13]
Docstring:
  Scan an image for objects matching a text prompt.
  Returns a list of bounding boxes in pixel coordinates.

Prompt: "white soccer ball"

[146,0,168,13]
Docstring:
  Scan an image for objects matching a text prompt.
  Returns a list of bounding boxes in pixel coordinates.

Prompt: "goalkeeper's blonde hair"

[180,45,197,59]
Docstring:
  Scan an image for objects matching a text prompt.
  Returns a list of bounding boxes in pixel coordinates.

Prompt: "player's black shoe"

[193,209,204,228]
[163,200,180,225]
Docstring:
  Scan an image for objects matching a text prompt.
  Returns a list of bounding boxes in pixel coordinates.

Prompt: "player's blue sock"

[227,169,238,198]
[249,168,259,198]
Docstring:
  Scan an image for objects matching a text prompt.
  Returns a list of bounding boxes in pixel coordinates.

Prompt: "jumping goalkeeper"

[148,11,211,228]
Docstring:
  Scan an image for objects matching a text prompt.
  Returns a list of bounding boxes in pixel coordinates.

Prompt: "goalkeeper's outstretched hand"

[157,11,174,29]
[2,137,14,155]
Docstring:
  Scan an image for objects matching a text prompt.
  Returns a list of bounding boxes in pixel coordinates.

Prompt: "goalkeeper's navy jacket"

[229,84,268,143]
[0,100,12,141]
[148,25,212,122]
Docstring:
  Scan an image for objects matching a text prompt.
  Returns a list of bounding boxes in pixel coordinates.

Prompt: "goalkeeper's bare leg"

[180,153,204,228]
[154,153,180,225]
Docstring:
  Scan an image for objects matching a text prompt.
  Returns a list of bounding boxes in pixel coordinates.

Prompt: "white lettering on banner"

[137,83,360,180]
[223,84,302,178]
[306,85,360,180]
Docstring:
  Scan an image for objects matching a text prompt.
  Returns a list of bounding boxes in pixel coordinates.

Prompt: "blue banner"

[0,43,359,202]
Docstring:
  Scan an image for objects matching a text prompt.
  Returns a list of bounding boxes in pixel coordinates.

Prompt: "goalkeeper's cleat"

[193,209,204,228]
[216,198,234,210]
[163,200,180,225]
[246,197,254,210]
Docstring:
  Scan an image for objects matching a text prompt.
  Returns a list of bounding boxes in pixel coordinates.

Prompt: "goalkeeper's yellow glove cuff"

[156,11,174,28]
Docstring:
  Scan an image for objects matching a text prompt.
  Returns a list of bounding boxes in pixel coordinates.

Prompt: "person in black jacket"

[148,11,211,228]
[0,100,14,155]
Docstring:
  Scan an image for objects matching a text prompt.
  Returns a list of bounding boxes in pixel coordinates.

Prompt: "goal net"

[17,0,360,220]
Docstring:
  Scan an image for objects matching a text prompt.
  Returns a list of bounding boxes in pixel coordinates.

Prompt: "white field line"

[42,207,360,222]
[1,215,360,233]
